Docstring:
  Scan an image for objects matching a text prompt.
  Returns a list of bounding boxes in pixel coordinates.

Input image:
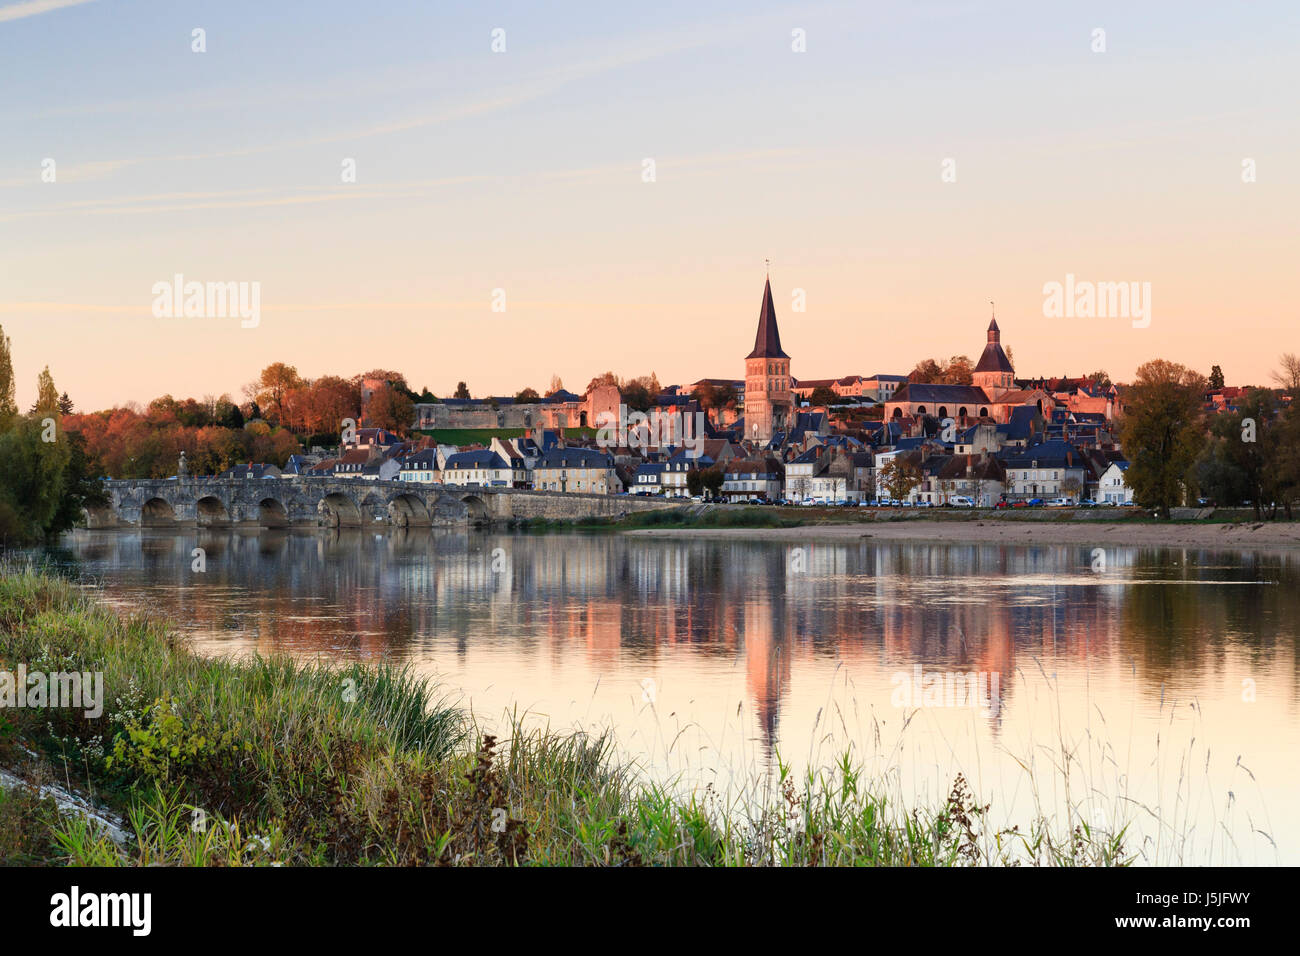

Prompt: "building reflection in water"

[56,528,1300,764]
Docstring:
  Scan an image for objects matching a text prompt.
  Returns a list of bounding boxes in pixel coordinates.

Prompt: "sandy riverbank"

[625,517,1300,551]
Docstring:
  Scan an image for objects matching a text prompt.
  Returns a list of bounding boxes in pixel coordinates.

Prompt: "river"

[47,527,1300,864]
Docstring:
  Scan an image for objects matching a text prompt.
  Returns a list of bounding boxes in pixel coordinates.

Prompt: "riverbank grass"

[0,566,1129,866]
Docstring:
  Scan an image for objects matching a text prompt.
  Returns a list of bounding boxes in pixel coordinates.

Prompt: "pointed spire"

[746,276,789,359]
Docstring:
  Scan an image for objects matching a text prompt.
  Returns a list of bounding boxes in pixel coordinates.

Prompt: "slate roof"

[746,278,790,359]
[974,318,1015,374]
[537,448,613,469]
[890,383,991,405]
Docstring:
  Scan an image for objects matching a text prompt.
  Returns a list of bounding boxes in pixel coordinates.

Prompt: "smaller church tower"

[744,276,794,444]
[972,314,1015,399]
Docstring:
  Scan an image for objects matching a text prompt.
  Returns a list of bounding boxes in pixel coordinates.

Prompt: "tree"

[1271,353,1300,395]
[515,387,540,403]
[217,397,244,430]
[31,366,59,415]
[686,469,704,497]
[621,381,654,413]
[1208,365,1225,390]
[454,382,471,400]
[365,384,415,433]
[908,357,972,385]
[809,386,839,406]
[1198,389,1281,519]
[58,392,74,415]
[700,464,725,498]
[585,371,619,394]
[0,415,69,541]
[251,363,302,425]
[940,355,974,385]
[879,455,922,502]
[546,374,565,397]
[908,359,944,384]
[1118,360,1207,518]
[1087,370,1112,391]
[303,376,359,433]
[0,323,15,426]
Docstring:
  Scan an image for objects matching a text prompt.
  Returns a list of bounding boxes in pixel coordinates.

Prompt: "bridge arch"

[196,495,230,527]
[141,497,177,526]
[461,494,490,524]
[258,497,289,528]
[83,502,115,529]
[387,492,431,527]
[318,492,362,528]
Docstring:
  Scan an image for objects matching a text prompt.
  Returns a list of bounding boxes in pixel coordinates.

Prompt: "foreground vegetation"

[0,567,1129,866]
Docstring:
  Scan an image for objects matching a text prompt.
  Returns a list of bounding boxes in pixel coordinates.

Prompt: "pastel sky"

[1,0,1296,411]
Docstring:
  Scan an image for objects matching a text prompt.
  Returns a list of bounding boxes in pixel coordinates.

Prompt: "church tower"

[972,315,1015,399]
[744,276,794,443]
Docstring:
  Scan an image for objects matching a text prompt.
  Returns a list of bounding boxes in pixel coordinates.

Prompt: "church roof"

[974,318,1014,373]
[890,383,991,405]
[746,278,789,359]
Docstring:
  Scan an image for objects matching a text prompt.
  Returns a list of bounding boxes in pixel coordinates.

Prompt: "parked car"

[949,495,975,508]
[1046,497,1074,508]
[1027,498,1045,507]
[1078,499,1097,508]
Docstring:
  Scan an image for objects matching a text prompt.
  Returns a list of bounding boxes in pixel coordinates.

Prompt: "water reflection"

[51,528,1300,863]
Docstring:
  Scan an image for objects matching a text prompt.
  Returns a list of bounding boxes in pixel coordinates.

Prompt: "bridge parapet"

[93,477,687,529]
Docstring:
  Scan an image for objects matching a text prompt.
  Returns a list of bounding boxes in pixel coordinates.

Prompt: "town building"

[533,447,620,494]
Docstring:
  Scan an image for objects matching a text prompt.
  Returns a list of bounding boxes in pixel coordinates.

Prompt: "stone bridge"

[89,477,686,529]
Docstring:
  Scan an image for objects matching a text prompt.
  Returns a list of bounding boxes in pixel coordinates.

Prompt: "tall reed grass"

[0,564,1130,866]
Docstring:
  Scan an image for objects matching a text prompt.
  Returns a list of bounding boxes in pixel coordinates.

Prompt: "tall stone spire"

[746,278,789,359]
[743,273,794,444]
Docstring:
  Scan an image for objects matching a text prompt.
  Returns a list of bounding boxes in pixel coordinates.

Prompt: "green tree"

[1199,389,1280,518]
[0,323,15,426]
[514,387,540,403]
[809,386,839,406]
[621,381,654,413]
[1118,360,1207,518]
[454,382,471,400]
[1208,365,1225,390]
[700,464,725,498]
[0,415,71,542]
[32,366,59,415]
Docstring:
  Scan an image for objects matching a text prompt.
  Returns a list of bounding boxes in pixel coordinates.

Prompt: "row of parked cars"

[744,497,1141,508]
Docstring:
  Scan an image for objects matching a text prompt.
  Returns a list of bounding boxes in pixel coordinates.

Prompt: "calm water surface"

[51,528,1300,864]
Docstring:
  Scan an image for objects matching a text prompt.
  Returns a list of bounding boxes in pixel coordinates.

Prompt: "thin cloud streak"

[0,0,96,23]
